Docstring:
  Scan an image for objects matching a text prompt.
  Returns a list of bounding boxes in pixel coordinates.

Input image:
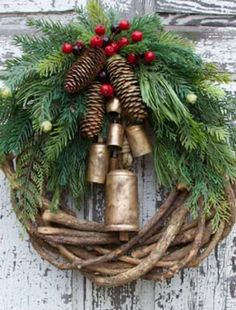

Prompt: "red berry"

[118,37,129,48]
[131,31,143,42]
[61,42,73,54]
[90,35,103,48]
[118,20,130,30]
[110,42,119,52]
[95,24,106,36]
[100,84,114,97]
[104,45,116,57]
[144,51,156,63]
[127,53,138,64]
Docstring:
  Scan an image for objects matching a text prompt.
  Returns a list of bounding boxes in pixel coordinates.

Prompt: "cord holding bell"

[106,97,124,171]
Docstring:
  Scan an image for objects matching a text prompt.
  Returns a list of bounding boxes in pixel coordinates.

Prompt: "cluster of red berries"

[90,20,144,57]
[127,51,156,65]
[61,20,155,63]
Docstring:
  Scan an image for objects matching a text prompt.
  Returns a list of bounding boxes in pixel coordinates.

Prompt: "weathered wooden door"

[0,1,236,309]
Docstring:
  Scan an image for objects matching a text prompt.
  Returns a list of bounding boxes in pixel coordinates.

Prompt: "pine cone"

[107,55,147,122]
[64,48,106,94]
[80,82,105,138]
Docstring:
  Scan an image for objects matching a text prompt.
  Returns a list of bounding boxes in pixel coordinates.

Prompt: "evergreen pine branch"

[15,142,48,225]
[49,187,61,213]
[86,0,111,30]
[13,35,55,56]
[0,109,33,155]
[47,137,89,203]
[36,51,72,78]
[4,56,38,90]
[45,95,86,161]
[139,69,191,124]
[157,31,194,49]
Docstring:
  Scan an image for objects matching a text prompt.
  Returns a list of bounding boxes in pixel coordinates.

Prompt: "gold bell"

[126,125,152,157]
[86,143,109,184]
[107,123,124,149]
[105,169,139,240]
[106,97,121,115]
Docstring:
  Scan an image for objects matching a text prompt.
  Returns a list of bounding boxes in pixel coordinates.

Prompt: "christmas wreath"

[0,0,236,287]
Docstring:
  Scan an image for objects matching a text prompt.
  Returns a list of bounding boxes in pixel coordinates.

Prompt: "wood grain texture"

[0,0,133,14]
[0,0,236,309]
[162,13,236,27]
[0,0,83,13]
[156,0,236,15]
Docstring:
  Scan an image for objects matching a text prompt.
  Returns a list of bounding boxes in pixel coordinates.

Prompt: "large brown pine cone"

[80,82,105,138]
[107,55,147,122]
[64,48,106,94]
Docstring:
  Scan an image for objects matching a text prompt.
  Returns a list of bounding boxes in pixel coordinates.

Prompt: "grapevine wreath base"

[1,1,236,288]
[2,156,236,288]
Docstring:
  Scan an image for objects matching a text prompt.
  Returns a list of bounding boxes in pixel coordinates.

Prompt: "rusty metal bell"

[105,169,139,238]
[106,97,121,115]
[126,125,152,157]
[86,143,109,184]
[107,123,124,149]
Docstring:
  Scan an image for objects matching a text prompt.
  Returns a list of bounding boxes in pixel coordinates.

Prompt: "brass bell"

[107,123,124,149]
[105,169,139,240]
[86,143,109,184]
[126,125,152,157]
[106,97,121,115]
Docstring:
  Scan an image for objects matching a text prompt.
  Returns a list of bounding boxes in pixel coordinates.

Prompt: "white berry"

[41,120,52,133]
[186,92,197,104]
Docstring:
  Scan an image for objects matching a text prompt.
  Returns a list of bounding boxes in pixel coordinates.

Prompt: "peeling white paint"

[101,0,132,12]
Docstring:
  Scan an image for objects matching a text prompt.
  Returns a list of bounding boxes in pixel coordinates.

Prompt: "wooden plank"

[162,13,236,27]
[0,172,73,310]
[0,0,133,14]
[0,0,85,13]
[156,0,236,15]
[170,26,236,74]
